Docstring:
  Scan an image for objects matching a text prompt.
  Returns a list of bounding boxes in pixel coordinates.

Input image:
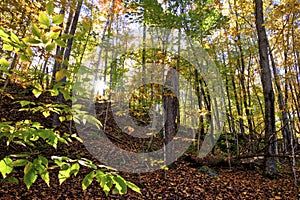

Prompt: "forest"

[0,0,299,199]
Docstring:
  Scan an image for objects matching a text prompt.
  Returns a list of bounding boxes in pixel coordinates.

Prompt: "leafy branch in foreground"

[0,97,140,196]
[0,155,140,195]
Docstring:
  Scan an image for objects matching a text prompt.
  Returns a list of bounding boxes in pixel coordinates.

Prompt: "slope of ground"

[0,83,299,199]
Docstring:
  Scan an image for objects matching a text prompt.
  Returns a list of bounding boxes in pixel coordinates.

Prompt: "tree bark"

[53,0,83,126]
[51,1,73,87]
[269,42,292,154]
[254,0,277,177]
[163,69,179,164]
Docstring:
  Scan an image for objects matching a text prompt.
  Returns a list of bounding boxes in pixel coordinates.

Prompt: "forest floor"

[0,83,299,199]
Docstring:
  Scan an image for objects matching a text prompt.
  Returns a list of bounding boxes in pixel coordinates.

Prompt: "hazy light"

[95,79,107,96]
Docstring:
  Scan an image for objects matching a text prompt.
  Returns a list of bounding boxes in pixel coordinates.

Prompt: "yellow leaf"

[42,111,50,118]
[59,116,66,122]
[55,68,67,82]
[50,26,63,32]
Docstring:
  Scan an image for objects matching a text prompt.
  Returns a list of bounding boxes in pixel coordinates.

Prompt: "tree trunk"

[254,0,277,177]
[53,0,83,126]
[269,42,292,154]
[163,69,179,164]
[51,1,73,87]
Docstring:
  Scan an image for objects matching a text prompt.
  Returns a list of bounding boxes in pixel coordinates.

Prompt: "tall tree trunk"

[236,23,253,144]
[254,0,277,177]
[269,41,292,154]
[194,69,205,151]
[163,69,179,164]
[231,74,246,141]
[51,1,73,87]
[53,0,83,126]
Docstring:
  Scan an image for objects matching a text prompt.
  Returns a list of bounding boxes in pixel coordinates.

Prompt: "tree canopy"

[0,0,300,198]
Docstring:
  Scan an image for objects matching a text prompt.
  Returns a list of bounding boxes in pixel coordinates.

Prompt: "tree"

[52,0,83,126]
[254,0,277,177]
[0,0,141,195]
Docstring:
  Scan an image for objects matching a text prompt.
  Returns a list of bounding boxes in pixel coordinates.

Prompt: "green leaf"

[41,35,49,44]
[10,32,20,43]
[51,157,63,166]
[20,54,31,62]
[60,89,70,100]
[95,170,104,180]
[0,58,10,67]
[46,42,55,52]
[38,156,48,167]
[66,115,73,121]
[48,89,59,96]
[32,89,42,98]
[58,165,71,185]
[9,153,31,158]
[78,159,97,169]
[85,115,102,129]
[52,14,64,24]
[39,130,58,148]
[58,137,68,144]
[24,162,37,189]
[126,181,141,194]
[51,156,72,165]
[40,170,50,186]
[2,177,19,184]
[31,121,42,129]
[1,36,11,43]
[46,2,55,16]
[61,34,73,40]
[34,156,50,186]
[70,163,80,176]
[100,174,113,196]
[54,39,67,48]
[113,175,127,194]
[9,159,28,167]
[0,157,13,178]
[50,32,60,39]
[38,12,50,28]
[0,27,9,38]
[18,100,35,107]
[34,83,43,91]
[82,171,95,190]
[31,24,41,38]
[3,44,13,51]
[24,38,41,44]
[18,100,36,107]
[19,41,27,48]
[26,47,35,57]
